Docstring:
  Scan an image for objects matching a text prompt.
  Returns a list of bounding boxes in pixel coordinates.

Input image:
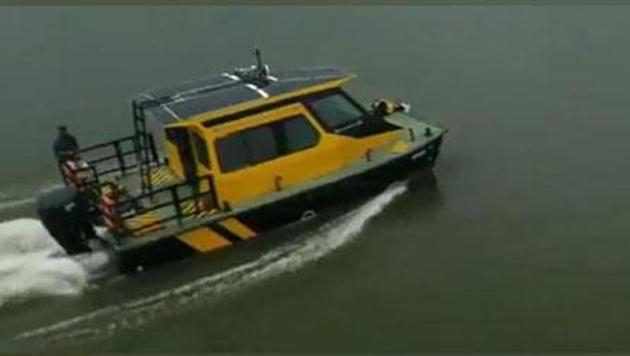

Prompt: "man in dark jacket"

[53,126,97,241]
[53,125,79,161]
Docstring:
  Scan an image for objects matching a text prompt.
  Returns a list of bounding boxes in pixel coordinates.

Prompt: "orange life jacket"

[62,159,89,192]
[99,194,121,232]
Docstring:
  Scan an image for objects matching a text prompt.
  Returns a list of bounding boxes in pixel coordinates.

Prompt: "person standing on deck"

[55,127,97,241]
[53,125,79,161]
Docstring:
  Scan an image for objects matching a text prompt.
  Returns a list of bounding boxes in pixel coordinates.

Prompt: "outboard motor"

[36,186,93,255]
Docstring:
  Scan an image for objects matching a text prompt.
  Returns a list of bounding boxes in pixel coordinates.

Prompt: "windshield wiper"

[333,118,364,133]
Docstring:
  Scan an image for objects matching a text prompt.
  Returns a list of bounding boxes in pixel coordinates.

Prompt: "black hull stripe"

[209,223,242,243]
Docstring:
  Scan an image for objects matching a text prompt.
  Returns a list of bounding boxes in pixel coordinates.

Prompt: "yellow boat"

[36,50,447,272]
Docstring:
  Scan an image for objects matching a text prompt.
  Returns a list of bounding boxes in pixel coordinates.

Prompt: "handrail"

[114,175,216,236]
[78,135,136,153]
[79,135,142,178]
[59,134,164,190]
[56,96,161,199]
[87,149,136,165]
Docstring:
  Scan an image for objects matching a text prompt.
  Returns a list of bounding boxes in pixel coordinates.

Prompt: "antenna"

[254,47,263,71]
[254,47,269,80]
[232,47,271,86]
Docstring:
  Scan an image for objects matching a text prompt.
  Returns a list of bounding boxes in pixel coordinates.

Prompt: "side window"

[216,124,278,173]
[216,134,248,172]
[241,125,279,165]
[191,132,211,169]
[216,115,319,173]
[277,116,319,154]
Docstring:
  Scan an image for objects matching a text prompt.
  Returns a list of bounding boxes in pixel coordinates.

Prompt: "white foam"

[17,181,408,343]
[0,219,108,307]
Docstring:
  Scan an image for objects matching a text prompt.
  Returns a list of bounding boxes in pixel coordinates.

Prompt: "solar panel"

[136,67,350,125]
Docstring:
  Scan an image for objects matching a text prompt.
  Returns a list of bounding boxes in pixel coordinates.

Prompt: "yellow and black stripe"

[181,200,197,215]
[181,200,216,219]
[124,211,165,236]
[217,218,257,240]
[176,218,257,253]
[144,167,181,187]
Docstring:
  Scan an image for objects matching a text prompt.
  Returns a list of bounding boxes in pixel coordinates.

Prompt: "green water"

[1,5,630,352]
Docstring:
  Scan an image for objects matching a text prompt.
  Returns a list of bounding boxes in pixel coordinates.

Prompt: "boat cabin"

[139,66,402,210]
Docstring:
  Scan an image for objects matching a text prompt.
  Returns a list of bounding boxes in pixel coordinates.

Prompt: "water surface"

[1,5,629,352]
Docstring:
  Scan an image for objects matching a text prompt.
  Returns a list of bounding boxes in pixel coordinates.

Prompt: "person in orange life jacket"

[60,152,97,241]
[60,152,91,191]
[100,183,123,244]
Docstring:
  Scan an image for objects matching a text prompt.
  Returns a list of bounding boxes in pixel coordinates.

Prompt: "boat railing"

[58,134,163,191]
[82,134,161,180]
[114,174,218,236]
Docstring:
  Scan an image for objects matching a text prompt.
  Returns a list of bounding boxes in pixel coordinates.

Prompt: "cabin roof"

[136,67,351,125]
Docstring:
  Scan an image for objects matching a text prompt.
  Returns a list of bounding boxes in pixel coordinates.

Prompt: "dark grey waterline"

[1,5,630,352]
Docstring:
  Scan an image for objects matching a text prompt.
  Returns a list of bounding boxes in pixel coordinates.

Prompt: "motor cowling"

[36,186,92,255]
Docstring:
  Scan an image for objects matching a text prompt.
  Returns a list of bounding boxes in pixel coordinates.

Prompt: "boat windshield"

[304,91,368,133]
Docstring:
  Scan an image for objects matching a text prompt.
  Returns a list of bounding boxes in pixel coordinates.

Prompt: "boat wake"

[0,183,65,212]
[15,181,408,345]
[0,198,35,211]
[0,219,110,308]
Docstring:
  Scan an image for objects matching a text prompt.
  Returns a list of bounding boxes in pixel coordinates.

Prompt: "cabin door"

[167,127,197,181]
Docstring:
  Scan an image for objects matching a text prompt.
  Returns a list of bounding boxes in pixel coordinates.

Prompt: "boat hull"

[116,136,444,272]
